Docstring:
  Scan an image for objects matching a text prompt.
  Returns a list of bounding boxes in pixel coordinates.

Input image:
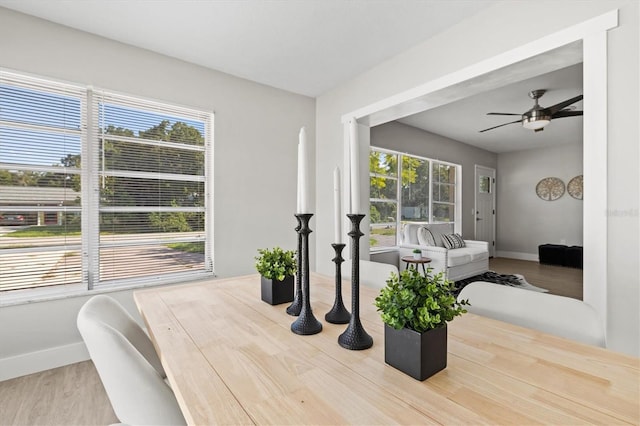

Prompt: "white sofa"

[398,223,489,281]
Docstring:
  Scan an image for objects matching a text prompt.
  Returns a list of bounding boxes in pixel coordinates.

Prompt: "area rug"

[454,271,549,295]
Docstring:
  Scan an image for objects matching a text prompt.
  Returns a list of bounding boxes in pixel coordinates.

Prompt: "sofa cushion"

[402,223,421,245]
[425,223,453,247]
[442,233,465,249]
[417,226,436,246]
[446,247,489,267]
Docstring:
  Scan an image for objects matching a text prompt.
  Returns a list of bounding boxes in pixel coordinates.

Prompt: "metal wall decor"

[567,175,583,200]
[536,177,565,201]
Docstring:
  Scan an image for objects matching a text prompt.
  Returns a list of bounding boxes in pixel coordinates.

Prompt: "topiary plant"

[374,267,468,333]
[255,247,296,281]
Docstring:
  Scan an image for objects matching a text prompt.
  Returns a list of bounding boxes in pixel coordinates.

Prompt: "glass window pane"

[100,104,205,146]
[369,176,397,200]
[99,242,204,282]
[433,183,455,203]
[433,203,455,222]
[433,163,455,184]
[479,176,491,193]
[103,139,204,175]
[101,177,204,208]
[0,127,81,168]
[369,150,398,177]
[0,84,82,130]
[99,211,204,237]
[401,156,429,220]
[370,200,397,248]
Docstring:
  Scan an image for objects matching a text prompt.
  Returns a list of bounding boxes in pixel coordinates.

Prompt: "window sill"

[0,271,216,307]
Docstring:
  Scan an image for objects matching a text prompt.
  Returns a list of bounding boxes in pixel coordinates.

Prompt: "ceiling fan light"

[522,116,550,130]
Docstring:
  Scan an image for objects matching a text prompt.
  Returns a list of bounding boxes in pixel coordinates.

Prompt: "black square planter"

[384,323,447,381]
[260,275,294,305]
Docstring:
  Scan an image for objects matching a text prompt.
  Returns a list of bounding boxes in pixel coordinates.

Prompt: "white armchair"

[398,223,489,281]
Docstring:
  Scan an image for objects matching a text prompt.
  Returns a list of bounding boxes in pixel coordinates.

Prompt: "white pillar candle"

[296,141,302,214]
[333,166,342,243]
[349,118,360,214]
[299,127,309,213]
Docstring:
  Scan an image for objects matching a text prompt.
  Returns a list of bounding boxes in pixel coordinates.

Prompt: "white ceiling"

[1,0,583,153]
[0,0,495,97]
[397,63,584,153]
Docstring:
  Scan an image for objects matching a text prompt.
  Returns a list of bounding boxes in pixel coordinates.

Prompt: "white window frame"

[0,70,215,306]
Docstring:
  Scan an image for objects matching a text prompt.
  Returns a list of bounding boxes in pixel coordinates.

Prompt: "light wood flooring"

[0,258,582,425]
[0,360,117,426]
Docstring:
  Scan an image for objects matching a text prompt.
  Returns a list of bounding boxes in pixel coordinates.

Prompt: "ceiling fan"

[479,89,583,133]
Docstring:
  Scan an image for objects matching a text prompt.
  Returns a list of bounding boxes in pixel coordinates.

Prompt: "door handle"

[476,218,482,221]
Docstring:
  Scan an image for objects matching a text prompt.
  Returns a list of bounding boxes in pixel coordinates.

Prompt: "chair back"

[78,295,186,425]
[342,260,398,290]
[458,282,605,347]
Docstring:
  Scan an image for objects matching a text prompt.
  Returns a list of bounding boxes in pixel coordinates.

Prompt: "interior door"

[474,165,496,257]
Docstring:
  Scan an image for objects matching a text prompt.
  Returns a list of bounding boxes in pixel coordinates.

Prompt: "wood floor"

[0,360,117,426]
[0,258,582,426]
[489,257,583,300]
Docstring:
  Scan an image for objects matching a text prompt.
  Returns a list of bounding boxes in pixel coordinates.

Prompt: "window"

[0,70,213,300]
[369,147,460,249]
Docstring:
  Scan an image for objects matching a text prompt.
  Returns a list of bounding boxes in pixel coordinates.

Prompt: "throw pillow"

[441,233,466,249]
[417,226,437,246]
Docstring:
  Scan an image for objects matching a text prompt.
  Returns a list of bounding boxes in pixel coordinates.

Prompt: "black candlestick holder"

[286,215,303,316]
[325,243,350,324]
[291,213,322,335]
[338,214,373,350]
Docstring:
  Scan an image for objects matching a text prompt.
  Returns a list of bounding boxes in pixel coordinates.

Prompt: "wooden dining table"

[134,273,639,425]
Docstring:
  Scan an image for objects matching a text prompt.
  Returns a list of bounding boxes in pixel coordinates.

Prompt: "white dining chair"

[458,281,605,347]
[77,295,186,426]
[342,259,398,290]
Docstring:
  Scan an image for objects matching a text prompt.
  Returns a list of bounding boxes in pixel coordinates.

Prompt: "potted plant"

[374,267,468,380]
[412,248,422,260]
[255,247,296,305]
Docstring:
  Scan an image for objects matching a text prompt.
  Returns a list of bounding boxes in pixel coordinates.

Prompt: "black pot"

[260,275,294,305]
[384,323,447,381]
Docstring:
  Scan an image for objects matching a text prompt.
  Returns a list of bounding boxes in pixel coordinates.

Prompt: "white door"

[474,165,496,257]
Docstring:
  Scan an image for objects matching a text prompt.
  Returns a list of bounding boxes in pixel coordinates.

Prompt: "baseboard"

[0,341,89,382]
[495,251,539,262]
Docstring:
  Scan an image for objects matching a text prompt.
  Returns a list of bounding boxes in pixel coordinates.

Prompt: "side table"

[401,256,432,275]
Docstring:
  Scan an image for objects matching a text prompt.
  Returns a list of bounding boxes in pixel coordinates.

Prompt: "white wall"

[0,8,315,380]
[497,143,583,258]
[315,1,638,356]
[371,122,497,239]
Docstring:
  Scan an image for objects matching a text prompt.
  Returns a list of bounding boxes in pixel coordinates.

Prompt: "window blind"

[0,70,213,298]
[91,90,212,287]
[0,71,85,291]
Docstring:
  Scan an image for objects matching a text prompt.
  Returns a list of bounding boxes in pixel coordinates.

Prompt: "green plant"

[412,248,421,254]
[255,247,296,281]
[374,268,468,333]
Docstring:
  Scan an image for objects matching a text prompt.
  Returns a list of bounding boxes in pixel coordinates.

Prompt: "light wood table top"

[134,273,639,425]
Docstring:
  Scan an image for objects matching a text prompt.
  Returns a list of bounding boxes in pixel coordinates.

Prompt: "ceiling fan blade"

[486,112,521,116]
[547,94,583,114]
[552,110,583,118]
[479,119,522,133]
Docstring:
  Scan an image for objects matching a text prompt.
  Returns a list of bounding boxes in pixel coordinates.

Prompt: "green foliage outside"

[166,242,204,254]
[4,224,81,237]
[374,268,468,333]
[255,247,296,281]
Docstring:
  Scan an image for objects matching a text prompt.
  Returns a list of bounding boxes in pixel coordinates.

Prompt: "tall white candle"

[349,118,360,214]
[333,166,342,243]
[296,141,302,214]
[299,127,309,213]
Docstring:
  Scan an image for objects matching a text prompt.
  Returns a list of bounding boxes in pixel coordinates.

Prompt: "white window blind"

[0,70,213,298]
[0,71,85,291]
[91,91,212,287]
